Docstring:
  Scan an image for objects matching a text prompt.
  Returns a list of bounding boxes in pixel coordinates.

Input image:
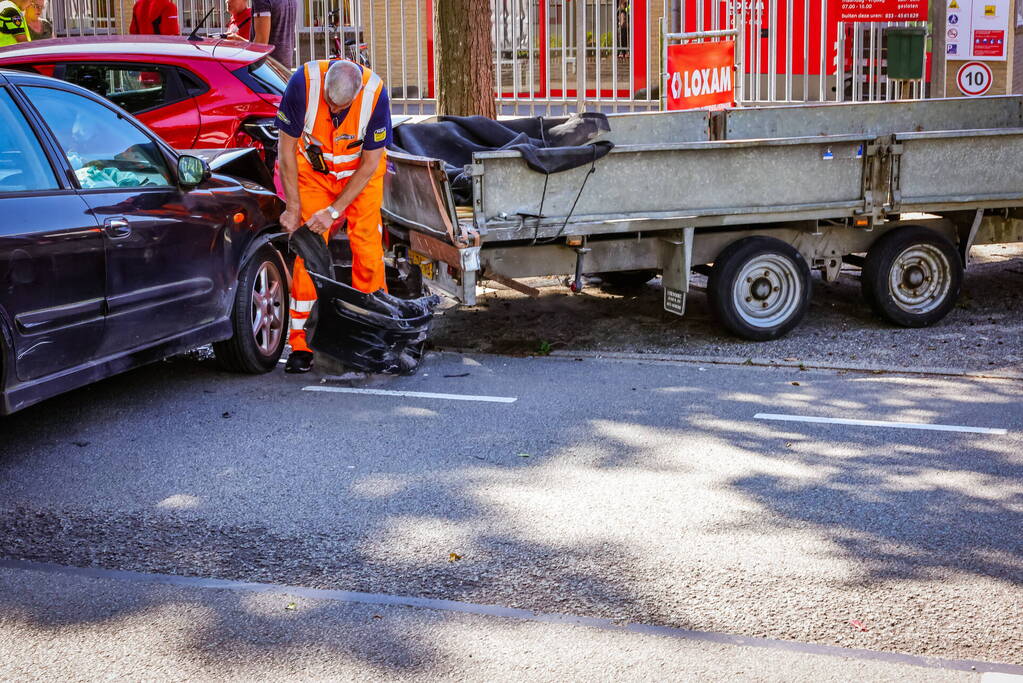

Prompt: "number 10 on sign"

[957,61,993,96]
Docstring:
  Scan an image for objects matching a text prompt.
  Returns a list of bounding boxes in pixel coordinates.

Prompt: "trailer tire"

[708,237,812,341]
[861,226,962,328]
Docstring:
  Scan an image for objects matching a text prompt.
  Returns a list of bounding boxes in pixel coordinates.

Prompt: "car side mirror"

[177,154,210,188]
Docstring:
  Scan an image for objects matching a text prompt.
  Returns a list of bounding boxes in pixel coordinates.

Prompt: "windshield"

[234,57,290,96]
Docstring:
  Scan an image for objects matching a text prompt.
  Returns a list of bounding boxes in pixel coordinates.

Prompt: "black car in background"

[0,69,289,415]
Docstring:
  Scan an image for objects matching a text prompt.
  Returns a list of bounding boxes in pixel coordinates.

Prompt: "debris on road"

[290,227,440,377]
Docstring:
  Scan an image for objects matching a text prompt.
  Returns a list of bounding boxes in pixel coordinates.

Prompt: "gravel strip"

[430,244,1023,373]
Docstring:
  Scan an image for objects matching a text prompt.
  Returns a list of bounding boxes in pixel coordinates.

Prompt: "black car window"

[25,86,174,190]
[179,69,209,97]
[0,87,59,193]
[233,57,289,96]
[62,64,172,114]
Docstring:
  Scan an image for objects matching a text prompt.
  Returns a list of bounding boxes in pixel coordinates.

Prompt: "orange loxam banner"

[666,40,735,110]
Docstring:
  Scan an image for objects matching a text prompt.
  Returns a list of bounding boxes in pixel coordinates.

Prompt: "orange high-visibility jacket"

[298,60,386,183]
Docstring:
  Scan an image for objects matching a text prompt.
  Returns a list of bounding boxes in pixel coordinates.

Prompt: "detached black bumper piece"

[289,226,440,376]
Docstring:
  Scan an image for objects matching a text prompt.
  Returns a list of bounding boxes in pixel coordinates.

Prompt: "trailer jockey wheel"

[861,226,963,328]
[708,237,813,341]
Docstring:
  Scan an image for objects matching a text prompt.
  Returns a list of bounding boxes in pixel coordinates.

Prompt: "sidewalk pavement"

[2,562,1019,682]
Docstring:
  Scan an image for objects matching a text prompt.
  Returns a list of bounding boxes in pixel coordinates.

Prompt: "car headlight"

[242,118,280,145]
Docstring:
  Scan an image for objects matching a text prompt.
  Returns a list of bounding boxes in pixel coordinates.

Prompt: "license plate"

[410,251,436,280]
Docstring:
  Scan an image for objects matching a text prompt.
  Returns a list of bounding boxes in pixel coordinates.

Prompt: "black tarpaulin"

[389,113,614,205]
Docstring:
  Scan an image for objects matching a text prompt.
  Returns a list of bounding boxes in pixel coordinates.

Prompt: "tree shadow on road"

[0,355,650,675]
[1,352,1022,669]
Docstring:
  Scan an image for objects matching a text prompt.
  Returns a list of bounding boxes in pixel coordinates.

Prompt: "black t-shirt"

[252,0,297,68]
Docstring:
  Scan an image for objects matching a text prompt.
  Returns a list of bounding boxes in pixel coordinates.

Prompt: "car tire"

[707,237,812,341]
[214,246,289,373]
[861,226,963,327]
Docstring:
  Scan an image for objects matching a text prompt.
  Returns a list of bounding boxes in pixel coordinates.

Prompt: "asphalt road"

[1,350,1022,678]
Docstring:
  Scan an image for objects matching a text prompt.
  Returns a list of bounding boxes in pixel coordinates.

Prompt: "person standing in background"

[252,0,296,68]
[224,0,251,40]
[616,0,629,60]
[23,0,50,40]
[129,0,180,35]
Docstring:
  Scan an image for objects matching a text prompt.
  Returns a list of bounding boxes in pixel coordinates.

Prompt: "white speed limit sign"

[957,61,993,96]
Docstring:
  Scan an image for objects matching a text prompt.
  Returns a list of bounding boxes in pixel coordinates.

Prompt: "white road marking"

[982,674,1023,683]
[303,385,517,403]
[754,413,1008,435]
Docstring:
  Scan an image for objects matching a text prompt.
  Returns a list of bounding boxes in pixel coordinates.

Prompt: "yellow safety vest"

[0,0,30,48]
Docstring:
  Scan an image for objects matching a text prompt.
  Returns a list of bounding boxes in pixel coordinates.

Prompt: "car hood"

[183,147,275,190]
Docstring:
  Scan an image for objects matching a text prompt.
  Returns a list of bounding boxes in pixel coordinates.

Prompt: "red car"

[0,36,286,162]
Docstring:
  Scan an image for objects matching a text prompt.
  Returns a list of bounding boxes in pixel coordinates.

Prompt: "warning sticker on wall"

[973,29,1005,56]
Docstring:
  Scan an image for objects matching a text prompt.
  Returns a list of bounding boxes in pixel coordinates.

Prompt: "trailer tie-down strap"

[528,144,600,246]
[519,117,551,242]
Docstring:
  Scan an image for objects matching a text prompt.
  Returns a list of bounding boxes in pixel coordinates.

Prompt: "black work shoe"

[284,350,314,373]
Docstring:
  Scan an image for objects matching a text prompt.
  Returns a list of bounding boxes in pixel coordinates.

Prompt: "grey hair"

[324,61,363,106]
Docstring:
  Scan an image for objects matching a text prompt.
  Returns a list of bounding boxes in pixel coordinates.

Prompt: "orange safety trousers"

[288,165,387,353]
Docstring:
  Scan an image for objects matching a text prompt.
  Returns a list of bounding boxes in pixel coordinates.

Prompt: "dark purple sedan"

[0,68,289,415]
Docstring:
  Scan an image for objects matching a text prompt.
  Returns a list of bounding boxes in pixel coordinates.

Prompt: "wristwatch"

[326,206,340,221]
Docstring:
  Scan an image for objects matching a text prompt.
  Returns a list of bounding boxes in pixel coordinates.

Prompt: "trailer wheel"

[862,226,963,328]
[708,237,812,341]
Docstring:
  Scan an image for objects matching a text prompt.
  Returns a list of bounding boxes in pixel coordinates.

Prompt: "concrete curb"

[543,350,1023,381]
[4,558,1022,676]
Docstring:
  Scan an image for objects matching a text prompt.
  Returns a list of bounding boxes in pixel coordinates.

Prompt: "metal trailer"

[381,96,1023,340]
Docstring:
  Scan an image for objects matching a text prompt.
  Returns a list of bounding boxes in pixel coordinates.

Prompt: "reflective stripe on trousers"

[288,170,387,354]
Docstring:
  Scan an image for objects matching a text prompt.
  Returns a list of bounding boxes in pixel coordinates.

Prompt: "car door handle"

[103,218,131,239]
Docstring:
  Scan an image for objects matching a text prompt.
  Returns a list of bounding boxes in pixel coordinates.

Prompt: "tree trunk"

[435,0,495,117]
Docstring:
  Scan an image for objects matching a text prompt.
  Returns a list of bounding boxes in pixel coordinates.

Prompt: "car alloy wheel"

[250,260,285,357]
